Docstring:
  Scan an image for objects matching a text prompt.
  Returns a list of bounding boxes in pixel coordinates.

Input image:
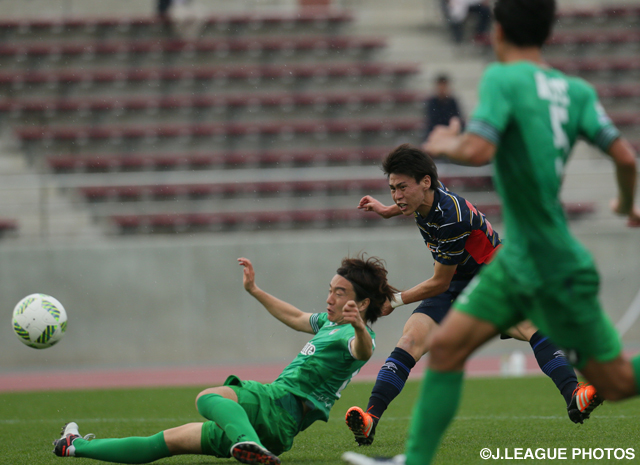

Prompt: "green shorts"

[200,375,304,458]
[454,258,622,370]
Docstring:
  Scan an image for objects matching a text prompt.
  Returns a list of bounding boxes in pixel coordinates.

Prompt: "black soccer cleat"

[231,441,281,465]
[345,406,378,446]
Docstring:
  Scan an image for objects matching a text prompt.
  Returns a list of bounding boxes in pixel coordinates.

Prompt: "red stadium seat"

[0,90,425,116]
[109,199,595,234]
[16,117,423,143]
[76,174,493,203]
[0,62,419,85]
[0,36,386,60]
[0,11,354,35]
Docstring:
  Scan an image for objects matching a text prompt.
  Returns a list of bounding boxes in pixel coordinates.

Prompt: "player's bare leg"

[163,423,204,455]
[579,356,638,401]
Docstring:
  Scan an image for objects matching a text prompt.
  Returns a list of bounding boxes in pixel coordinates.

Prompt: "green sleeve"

[309,312,329,334]
[578,83,620,152]
[467,64,512,144]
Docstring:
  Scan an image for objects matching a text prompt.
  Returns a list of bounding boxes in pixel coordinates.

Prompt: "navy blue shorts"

[412,279,471,324]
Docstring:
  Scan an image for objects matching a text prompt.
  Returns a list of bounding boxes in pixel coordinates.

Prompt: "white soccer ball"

[12,294,67,349]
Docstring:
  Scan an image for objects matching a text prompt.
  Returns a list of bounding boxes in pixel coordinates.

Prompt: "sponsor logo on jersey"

[329,328,340,335]
[300,342,316,355]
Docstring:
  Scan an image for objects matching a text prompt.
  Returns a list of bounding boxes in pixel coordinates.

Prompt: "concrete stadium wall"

[1,225,639,373]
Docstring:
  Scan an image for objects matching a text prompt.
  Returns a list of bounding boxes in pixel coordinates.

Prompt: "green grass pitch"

[2,376,639,464]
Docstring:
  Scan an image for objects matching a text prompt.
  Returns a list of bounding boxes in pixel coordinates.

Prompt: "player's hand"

[358,195,393,219]
[238,257,258,293]
[422,117,462,157]
[341,300,366,330]
[380,299,394,316]
[610,198,640,227]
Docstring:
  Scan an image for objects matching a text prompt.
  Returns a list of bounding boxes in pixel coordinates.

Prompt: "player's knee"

[429,331,466,371]
[398,330,431,359]
[398,333,421,353]
[195,387,217,408]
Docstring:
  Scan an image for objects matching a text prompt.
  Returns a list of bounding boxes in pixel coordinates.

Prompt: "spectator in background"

[424,74,464,141]
[448,0,491,44]
[157,0,173,21]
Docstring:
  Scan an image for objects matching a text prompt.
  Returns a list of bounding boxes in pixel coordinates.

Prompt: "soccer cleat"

[567,382,604,424]
[230,441,281,465]
[52,422,95,457]
[342,452,406,464]
[345,406,378,446]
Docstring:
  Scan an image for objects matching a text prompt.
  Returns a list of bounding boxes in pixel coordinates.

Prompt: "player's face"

[389,173,431,216]
[326,275,358,323]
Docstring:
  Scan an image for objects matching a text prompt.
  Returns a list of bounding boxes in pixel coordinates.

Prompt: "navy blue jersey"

[414,184,501,280]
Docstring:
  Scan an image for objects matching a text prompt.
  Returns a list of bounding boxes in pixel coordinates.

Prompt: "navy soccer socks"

[529,331,577,405]
[367,347,417,421]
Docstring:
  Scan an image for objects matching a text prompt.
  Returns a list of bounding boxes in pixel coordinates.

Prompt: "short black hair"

[382,144,439,188]
[336,254,397,325]
[494,0,556,48]
[435,74,450,84]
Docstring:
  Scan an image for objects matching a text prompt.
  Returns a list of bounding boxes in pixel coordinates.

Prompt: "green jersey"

[467,61,620,285]
[272,312,375,430]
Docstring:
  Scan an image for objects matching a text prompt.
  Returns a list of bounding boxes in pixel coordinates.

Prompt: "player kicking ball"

[344,145,598,448]
[343,0,640,464]
[52,255,397,465]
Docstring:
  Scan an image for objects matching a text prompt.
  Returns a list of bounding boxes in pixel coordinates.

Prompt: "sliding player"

[53,255,397,465]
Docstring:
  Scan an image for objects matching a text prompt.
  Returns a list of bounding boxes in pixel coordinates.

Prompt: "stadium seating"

[47,147,393,172]
[0,11,355,42]
[0,35,387,71]
[0,62,419,100]
[109,202,595,234]
[0,90,425,126]
[2,5,619,237]
[76,175,494,202]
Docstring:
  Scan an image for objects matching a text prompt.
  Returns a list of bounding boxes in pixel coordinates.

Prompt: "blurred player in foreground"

[343,0,640,464]
[345,145,591,448]
[53,255,396,465]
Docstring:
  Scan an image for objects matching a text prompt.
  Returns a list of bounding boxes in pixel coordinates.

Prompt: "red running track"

[0,354,542,393]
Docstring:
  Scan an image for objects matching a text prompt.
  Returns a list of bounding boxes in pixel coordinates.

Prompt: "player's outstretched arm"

[342,300,373,361]
[238,258,314,334]
[385,262,457,315]
[607,138,640,227]
[358,195,402,219]
[423,117,496,166]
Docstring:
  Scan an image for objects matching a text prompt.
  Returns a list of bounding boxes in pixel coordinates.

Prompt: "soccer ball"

[12,294,67,349]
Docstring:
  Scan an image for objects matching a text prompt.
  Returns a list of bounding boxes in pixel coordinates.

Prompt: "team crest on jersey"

[300,342,316,355]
